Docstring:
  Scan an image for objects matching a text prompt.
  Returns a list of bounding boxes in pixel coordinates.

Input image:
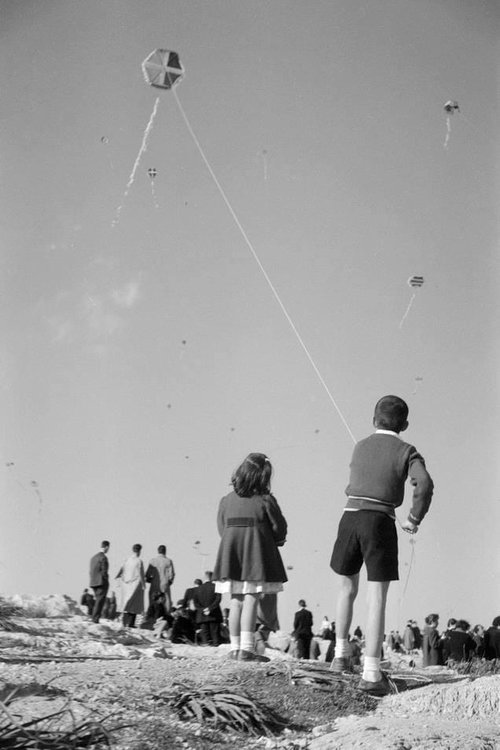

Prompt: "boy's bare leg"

[333,573,359,664]
[335,573,359,639]
[362,580,390,682]
[365,580,390,657]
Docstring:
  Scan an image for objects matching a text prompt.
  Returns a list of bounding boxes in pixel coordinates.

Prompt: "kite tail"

[444,115,451,149]
[263,154,268,181]
[150,179,160,209]
[171,86,356,445]
[399,292,416,329]
[112,96,161,228]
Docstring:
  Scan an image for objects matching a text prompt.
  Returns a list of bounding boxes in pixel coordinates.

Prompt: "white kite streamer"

[112,96,161,228]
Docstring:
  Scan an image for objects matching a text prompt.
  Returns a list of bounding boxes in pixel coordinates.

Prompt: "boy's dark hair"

[232,453,272,497]
[456,619,470,631]
[373,395,409,432]
[158,545,166,554]
[492,616,500,628]
[132,543,142,554]
[101,540,110,548]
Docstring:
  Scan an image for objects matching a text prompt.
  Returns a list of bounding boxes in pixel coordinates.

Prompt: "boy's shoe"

[239,650,270,663]
[329,656,353,674]
[228,650,239,660]
[358,672,393,697]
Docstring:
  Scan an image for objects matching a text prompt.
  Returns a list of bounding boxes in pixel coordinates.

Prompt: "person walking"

[145,545,175,613]
[116,544,145,628]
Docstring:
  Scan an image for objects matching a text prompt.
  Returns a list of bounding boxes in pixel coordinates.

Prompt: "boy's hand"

[402,520,418,535]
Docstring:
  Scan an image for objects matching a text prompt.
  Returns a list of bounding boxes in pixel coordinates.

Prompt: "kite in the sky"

[111,50,184,228]
[399,276,425,329]
[142,49,185,90]
[148,167,159,208]
[444,100,460,149]
[413,376,424,395]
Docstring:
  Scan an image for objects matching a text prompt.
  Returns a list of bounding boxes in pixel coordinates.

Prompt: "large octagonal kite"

[142,49,184,90]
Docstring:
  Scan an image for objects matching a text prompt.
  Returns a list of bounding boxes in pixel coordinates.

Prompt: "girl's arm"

[264,494,287,545]
[216,498,226,536]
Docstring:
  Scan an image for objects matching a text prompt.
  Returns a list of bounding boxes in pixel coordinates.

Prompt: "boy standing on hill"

[330,395,434,695]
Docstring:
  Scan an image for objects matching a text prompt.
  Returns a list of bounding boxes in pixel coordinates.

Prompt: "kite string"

[171,87,356,445]
[112,96,161,228]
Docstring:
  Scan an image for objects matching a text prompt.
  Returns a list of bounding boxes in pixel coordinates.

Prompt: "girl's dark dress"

[213,491,287,593]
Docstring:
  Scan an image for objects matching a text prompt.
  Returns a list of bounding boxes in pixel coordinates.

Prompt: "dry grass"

[451,657,500,678]
[0,687,127,750]
[154,682,289,736]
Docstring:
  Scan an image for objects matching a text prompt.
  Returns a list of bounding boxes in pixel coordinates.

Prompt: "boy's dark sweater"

[345,432,434,525]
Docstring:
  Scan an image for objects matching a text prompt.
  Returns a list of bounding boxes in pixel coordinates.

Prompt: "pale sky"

[1,0,499,633]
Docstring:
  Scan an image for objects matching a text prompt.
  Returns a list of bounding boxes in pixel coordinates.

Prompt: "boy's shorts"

[330,510,399,581]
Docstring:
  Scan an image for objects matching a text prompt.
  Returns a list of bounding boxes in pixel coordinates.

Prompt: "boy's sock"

[240,631,255,653]
[362,656,382,683]
[229,635,241,651]
[334,638,350,659]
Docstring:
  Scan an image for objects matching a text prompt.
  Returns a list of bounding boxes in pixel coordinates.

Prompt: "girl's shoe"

[239,650,270,662]
[228,649,239,660]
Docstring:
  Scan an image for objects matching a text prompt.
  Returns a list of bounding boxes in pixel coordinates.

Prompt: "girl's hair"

[231,453,272,497]
[456,619,470,631]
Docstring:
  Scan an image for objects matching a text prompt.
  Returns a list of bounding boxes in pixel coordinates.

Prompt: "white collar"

[375,429,400,438]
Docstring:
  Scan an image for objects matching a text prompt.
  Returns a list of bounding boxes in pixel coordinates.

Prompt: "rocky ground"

[0,596,499,749]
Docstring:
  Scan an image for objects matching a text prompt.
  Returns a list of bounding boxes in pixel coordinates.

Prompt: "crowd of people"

[84,542,234,645]
[81,396,499,694]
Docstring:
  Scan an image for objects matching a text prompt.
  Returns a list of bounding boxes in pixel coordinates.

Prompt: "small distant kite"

[408,275,424,289]
[399,276,425,329]
[413,376,424,395]
[147,167,159,208]
[142,49,185,90]
[101,136,109,144]
[444,100,460,149]
[286,565,294,571]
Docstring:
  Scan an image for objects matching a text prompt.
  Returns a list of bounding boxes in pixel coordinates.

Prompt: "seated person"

[140,593,173,637]
[171,599,196,644]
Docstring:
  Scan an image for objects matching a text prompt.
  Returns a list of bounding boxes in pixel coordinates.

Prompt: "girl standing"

[213,453,287,661]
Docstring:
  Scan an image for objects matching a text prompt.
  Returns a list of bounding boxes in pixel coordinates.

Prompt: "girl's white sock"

[240,631,255,653]
[229,635,241,651]
[362,656,382,682]
[334,638,350,658]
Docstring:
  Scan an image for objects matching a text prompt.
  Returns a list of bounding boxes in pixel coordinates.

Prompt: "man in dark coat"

[89,540,110,624]
[192,571,223,646]
[484,616,500,660]
[293,599,314,659]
